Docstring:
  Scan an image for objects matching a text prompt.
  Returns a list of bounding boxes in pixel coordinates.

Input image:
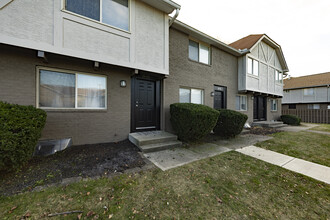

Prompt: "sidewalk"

[236,146,330,184]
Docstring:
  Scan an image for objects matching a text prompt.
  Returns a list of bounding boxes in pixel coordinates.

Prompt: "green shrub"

[214,109,248,138]
[0,101,47,171]
[281,114,301,126]
[170,103,219,142]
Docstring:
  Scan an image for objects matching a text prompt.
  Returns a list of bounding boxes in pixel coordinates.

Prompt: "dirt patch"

[248,127,282,135]
[0,140,145,196]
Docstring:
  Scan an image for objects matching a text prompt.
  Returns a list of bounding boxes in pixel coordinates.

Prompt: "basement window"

[65,0,129,31]
[38,68,107,109]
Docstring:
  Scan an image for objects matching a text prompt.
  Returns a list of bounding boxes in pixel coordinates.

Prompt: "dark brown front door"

[132,78,160,132]
[253,96,267,121]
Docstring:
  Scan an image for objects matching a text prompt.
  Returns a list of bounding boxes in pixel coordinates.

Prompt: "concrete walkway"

[144,134,272,171]
[306,130,330,135]
[278,123,319,132]
[236,146,330,184]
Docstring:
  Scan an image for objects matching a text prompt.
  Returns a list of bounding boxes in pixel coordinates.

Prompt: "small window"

[308,104,320,110]
[271,99,278,111]
[188,40,210,65]
[179,87,204,104]
[39,69,107,109]
[328,105,330,110]
[304,88,314,96]
[236,95,247,111]
[65,0,129,31]
[275,70,283,84]
[247,57,259,76]
[288,104,296,109]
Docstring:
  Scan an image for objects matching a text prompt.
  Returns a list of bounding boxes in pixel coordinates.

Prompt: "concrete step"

[268,124,287,128]
[129,131,179,147]
[138,140,182,153]
[252,121,286,128]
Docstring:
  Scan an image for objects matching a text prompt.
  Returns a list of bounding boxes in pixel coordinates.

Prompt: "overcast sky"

[172,0,330,77]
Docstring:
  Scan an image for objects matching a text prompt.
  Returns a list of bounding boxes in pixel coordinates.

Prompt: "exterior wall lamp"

[210,92,215,97]
[120,80,127,88]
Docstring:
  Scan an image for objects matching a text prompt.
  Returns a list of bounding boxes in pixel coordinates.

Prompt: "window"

[308,104,320,110]
[179,88,204,104]
[247,57,259,76]
[236,95,247,111]
[38,68,107,109]
[288,104,296,109]
[271,99,278,111]
[275,70,283,84]
[189,40,210,65]
[65,0,129,31]
[304,88,314,96]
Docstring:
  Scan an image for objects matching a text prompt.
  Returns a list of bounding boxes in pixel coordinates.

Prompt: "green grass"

[310,124,330,133]
[1,152,329,219]
[256,131,330,167]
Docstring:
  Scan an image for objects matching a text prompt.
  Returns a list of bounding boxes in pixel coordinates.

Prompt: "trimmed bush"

[281,114,301,126]
[170,103,219,142]
[0,101,47,171]
[214,109,248,138]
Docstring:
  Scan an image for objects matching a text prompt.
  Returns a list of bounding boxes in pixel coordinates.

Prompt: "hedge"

[0,101,47,171]
[170,103,219,142]
[213,109,248,138]
[281,114,301,126]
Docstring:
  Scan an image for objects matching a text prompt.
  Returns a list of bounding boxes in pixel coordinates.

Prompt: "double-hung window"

[38,68,107,109]
[247,57,259,76]
[236,95,247,111]
[189,40,210,65]
[65,0,130,31]
[271,99,278,111]
[275,70,283,84]
[179,88,204,104]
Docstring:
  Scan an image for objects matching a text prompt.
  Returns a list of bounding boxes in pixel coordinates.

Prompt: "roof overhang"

[171,20,244,57]
[140,0,181,14]
[251,34,289,73]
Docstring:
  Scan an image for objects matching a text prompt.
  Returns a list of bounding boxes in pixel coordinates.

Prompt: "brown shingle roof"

[229,34,264,50]
[284,72,330,89]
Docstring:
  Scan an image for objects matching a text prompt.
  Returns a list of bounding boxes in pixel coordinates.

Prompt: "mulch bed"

[0,140,145,196]
[247,127,282,135]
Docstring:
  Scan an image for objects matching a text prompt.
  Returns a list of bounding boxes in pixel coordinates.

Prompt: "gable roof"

[284,72,330,89]
[229,34,263,50]
[230,34,289,73]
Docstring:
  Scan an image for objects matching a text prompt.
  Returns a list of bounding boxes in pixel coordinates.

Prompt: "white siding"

[0,0,170,75]
[282,87,330,104]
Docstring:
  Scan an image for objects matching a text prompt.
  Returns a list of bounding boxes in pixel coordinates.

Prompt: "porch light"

[120,80,127,88]
[210,92,215,97]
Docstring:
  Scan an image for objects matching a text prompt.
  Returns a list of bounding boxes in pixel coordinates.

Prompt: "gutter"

[169,8,180,27]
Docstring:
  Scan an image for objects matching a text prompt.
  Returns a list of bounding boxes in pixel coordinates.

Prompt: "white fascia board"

[0,0,13,9]
[172,20,242,57]
[140,0,181,14]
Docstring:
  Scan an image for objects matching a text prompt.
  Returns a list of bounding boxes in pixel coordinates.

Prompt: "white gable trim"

[0,0,13,9]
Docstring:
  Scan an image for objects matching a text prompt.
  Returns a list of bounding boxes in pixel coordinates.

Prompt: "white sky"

[172,0,330,77]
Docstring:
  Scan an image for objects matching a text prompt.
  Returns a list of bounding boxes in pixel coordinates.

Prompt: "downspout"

[169,8,180,27]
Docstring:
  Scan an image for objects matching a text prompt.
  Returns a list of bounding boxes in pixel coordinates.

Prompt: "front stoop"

[129,131,182,153]
[252,121,287,128]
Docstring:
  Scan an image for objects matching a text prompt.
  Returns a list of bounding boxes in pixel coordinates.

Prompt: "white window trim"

[179,87,204,104]
[189,39,211,65]
[275,70,283,85]
[36,66,108,110]
[271,99,278,112]
[62,0,131,33]
[303,88,315,96]
[236,95,247,111]
[247,57,259,77]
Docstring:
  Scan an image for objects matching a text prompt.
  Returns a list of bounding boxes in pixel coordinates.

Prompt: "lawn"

[1,152,329,219]
[256,131,330,167]
[310,124,330,133]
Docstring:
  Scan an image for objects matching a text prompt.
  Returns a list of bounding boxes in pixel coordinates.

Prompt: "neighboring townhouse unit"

[229,34,289,122]
[0,0,180,145]
[0,1,289,146]
[282,72,330,110]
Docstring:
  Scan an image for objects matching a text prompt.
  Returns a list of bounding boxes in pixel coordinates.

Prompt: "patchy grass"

[310,124,330,133]
[1,152,329,219]
[256,131,330,167]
